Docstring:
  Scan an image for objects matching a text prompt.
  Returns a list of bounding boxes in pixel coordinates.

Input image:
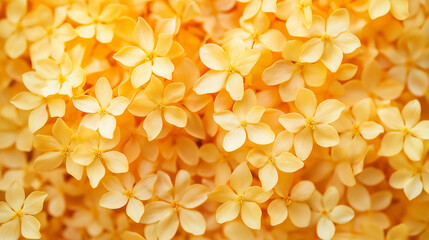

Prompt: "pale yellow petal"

[246,122,275,145]
[262,60,295,85]
[314,99,345,124]
[113,46,146,67]
[377,107,404,130]
[135,17,154,51]
[87,158,106,188]
[326,8,349,37]
[300,38,324,63]
[295,88,317,118]
[0,218,20,240]
[99,191,128,209]
[241,201,262,229]
[294,128,313,160]
[404,175,423,200]
[163,82,185,104]
[6,182,24,211]
[230,162,252,195]
[223,127,246,152]
[152,57,174,80]
[289,202,311,227]
[258,29,286,52]
[208,185,237,202]
[360,121,384,140]
[102,151,129,173]
[226,72,244,101]
[267,199,287,226]
[164,106,187,128]
[179,209,206,235]
[216,201,240,223]
[369,0,390,19]
[21,215,41,239]
[317,216,335,240]
[323,186,339,211]
[314,124,339,147]
[333,33,361,54]
[279,113,306,133]
[0,202,14,223]
[259,164,278,191]
[275,152,304,173]
[199,44,229,70]
[378,132,404,157]
[390,0,409,20]
[126,198,144,223]
[144,109,163,141]
[302,62,327,87]
[193,70,228,95]
[96,23,114,43]
[389,169,413,189]
[321,42,343,73]
[156,210,179,240]
[411,121,429,139]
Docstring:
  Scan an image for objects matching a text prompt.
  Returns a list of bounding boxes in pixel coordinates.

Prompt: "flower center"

[352,124,361,135]
[321,34,330,42]
[405,59,415,69]
[226,65,236,74]
[298,0,311,8]
[95,150,102,158]
[172,201,180,209]
[240,121,248,127]
[158,104,166,111]
[58,74,67,84]
[123,189,135,198]
[99,109,108,116]
[146,53,156,61]
[268,155,275,164]
[401,127,410,135]
[63,148,70,156]
[305,118,316,129]
[237,195,245,204]
[295,62,304,72]
[13,209,23,219]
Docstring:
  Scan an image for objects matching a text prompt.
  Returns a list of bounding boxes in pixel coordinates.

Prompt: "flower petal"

[179,209,206,235]
[126,198,145,223]
[314,124,339,147]
[99,191,128,209]
[246,122,275,145]
[199,44,229,70]
[216,201,240,223]
[241,201,262,229]
[102,151,129,173]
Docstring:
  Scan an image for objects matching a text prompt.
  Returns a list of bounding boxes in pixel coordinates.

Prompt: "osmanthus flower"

[238,0,277,20]
[381,31,429,96]
[213,89,275,152]
[262,40,327,102]
[208,162,273,229]
[388,153,429,200]
[279,88,344,160]
[276,0,312,29]
[0,106,33,152]
[0,0,45,59]
[73,77,129,139]
[247,131,304,191]
[368,0,408,20]
[0,182,48,240]
[309,186,355,240]
[377,99,429,161]
[70,127,129,188]
[27,5,77,62]
[224,12,286,52]
[332,98,384,161]
[113,17,178,88]
[193,39,260,100]
[24,54,85,97]
[287,8,361,72]
[67,1,123,43]
[32,118,78,173]
[140,170,209,240]
[128,77,187,141]
[346,183,393,230]
[11,90,66,133]
[99,173,157,223]
[150,0,200,24]
[267,174,315,227]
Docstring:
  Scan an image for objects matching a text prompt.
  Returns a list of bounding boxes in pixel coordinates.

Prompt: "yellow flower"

[32,118,76,172]
[70,127,129,188]
[11,92,66,133]
[208,162,273,229]
[0,0,45,58]
[113,17,177,88]
[277,0,312,29]
[213,89,275,152]
[239,0,278,20]
[193,39,260,100]
[309,186,355,240]
[333,98,384,161]
[267,174,315,227]
[247,131,304,190]
[368,0,408,20]
[347,183,392,229]
[225,12,286,52]
[378,99,429,161]
[389,153,429,200]
[28,5,77,62]
[262,40,327,102]
[279,88,344,160]
[141,170,209,239]
[0,105,33,152]
[382,31,429,96]
[99,173,157,223]
[150,0,200,23]
[287,9,361,72]
[24,54,85,97]
[0,182,47,240]
[73,77,129,139]
[67,1,123,43]
[128,77,187,141]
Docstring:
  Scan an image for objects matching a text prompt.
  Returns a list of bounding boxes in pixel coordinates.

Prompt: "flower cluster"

[0,0,428,239]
